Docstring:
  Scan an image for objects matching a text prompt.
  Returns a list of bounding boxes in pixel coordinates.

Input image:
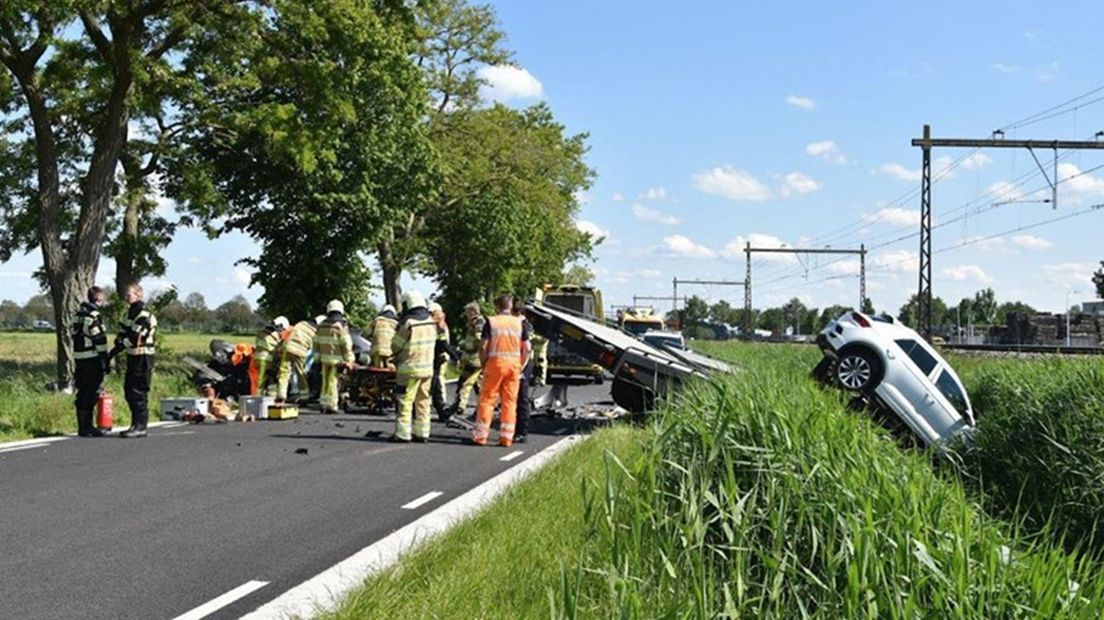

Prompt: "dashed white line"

[401,491,444,510]
[0,444,49,455]
[173,579,269,620]
[499,450,524,462]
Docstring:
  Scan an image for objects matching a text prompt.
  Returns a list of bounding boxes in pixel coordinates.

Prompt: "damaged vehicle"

[814,311,974,447]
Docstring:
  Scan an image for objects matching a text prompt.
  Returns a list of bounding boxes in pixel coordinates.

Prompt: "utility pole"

[911,125,1104,341]
[743,245,868,337]
[672,277,747,335]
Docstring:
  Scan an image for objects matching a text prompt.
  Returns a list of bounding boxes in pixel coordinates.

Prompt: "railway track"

[940,343,1104,356]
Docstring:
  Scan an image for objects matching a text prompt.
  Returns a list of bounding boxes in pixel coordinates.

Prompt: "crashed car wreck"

[814,311,974,448]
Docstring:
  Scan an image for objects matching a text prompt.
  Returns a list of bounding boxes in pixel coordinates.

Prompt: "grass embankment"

[329,341,1104,618]
[325,427,643,620]
[0,332,232,442]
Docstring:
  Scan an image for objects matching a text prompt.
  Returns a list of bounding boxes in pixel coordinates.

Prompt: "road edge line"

[0,420,180,449]
[241,434,586,620]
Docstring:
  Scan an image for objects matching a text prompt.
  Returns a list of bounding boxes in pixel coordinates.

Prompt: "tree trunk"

[114,168,143,296]
[378,237,403,308]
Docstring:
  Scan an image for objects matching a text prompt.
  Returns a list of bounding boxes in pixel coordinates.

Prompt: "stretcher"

[524,303,732,414]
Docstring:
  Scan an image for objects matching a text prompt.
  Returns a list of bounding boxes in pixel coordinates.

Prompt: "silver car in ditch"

[814,311,974,447]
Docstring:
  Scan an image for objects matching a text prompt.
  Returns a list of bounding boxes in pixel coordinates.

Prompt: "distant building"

[1083,300,1104,316]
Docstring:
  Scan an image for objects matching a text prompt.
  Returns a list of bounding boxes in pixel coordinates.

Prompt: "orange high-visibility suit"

[473,314,528,446]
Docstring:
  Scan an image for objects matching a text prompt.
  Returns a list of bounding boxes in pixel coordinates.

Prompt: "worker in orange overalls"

[472,293,530,447]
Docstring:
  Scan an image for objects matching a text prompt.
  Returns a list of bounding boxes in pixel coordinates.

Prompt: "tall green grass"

[952,357,1104,557]
[562,345,1104,617]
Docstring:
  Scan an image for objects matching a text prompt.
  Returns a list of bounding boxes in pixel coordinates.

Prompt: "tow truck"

[525,301,731,413]
[537,284,607,384]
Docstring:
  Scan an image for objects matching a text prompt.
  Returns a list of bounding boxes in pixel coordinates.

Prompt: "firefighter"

[449,301,485,418]
[390,291,437,442]
[473,293,530,447]
[110,283,158,438]
[314,300,354,413]
[365,304,399,368]
[276,315,322,403]
[428,301,455,421]
[251,316,289,395]
[71,286,110,437]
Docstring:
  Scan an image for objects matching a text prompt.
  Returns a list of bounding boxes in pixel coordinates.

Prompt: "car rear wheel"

[835,349,881,393]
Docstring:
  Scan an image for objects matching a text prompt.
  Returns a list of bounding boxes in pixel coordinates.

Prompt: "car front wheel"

[835,349,881,393]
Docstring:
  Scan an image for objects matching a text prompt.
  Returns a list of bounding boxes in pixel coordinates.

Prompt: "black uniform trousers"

[125,354,155,429]
[516,362,533,438]
[74,358,105,433]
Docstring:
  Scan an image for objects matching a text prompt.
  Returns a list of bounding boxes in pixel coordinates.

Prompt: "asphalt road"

[0,383,612,620]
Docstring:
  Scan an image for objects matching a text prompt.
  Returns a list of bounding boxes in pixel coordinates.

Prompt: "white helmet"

[273,316,290,330]
[428,301,442,314]
[382,304,396,315]
[326,299,344,314]
[315,315,327,324]
[401,290,426,311]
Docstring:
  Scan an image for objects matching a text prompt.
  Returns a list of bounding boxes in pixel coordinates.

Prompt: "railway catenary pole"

[744,246,868,336]
[910,125,1104,341]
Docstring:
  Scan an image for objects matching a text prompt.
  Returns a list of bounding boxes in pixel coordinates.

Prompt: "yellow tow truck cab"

[618,306,665,336]
[536,284,606,384]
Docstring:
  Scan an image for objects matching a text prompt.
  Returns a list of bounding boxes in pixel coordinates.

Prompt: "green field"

[0,332,236,442]
[327,341,1104,618]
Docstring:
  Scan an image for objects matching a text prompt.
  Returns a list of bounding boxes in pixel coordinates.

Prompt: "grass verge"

[0,332,233,442]
[323,426,643,620]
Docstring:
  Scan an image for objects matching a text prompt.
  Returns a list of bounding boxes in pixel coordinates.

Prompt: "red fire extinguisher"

[96,392,114,431]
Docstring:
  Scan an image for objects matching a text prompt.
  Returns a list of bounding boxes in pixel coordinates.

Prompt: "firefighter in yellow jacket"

[390,291,437,442]
[449,301,484,418]
[251,316,289,395]
[364,304,398,368]
[314,300,354,413]
[276,315,323,403]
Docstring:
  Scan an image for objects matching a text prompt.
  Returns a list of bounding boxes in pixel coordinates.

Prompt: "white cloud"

[478,65,543,102]
[187,256,203,265]
[960,152,992,170]
[575,219,611,243]
[864,207,920,227]
[0,270,33,279]
[942,265,993,284]
[232,267,252,289]
[721,233,797,263]
[1042,262,1097,290]
[805,140,847,164]
[631,203,681,225]
[574,189,590,206]
[992,63,1020,74]
[1058,162,1104,197]
[785,95,815,110]
[828,259,862,275]
[1035,61,1059,82]
[780,172,822,196]
[143,277,176,294]
[965,236,1008,255]
[1011,234,1054,250]
[636,269,662,279]
[611,192,625,202]
[692,166,773,201]
[658,235,716,259]
[877,162,922,182]
[874,250,918,273]
[641,186,668,201]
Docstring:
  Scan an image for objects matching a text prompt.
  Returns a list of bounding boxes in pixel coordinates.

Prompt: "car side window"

[894,339,938,376]
[935,370,969,416]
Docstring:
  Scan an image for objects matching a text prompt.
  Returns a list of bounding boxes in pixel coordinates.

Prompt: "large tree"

[421,104,593,318]
[373,0,512,306]
[170,0,434,322]
[898,294,948,328]
[0,1,248,384]
[1094,260,1104,300]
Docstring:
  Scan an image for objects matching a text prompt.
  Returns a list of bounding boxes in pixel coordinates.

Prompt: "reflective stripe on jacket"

[394,317,437,379]
[72,302,108,360]
[117,303,157,356]
[366,315,398,357]
[486,315,523,363]
[314,318,354,364]
[254,328,282,361]
[283,321,316,358]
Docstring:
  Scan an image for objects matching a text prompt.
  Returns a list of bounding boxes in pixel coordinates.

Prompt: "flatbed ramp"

[525,303,732,413]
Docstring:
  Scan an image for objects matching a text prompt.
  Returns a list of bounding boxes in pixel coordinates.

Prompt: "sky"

[3,1,1104,316]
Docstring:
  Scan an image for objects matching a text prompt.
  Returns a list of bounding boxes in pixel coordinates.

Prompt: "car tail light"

[851,311,871,328]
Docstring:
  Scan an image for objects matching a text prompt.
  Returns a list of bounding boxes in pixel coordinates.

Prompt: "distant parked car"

[642,330,686,350]
[32,319,54,331]
[814,311,974,448]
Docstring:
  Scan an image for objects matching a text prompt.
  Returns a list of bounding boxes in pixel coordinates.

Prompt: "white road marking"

[0,444,49,455]
[173,580,269,620]
[499,450,524,462]
[401,491,444,510]
[242,435,585,620]
[0,420,183,450]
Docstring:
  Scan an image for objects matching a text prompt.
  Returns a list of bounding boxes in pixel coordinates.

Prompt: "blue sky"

[3,1,1103,315]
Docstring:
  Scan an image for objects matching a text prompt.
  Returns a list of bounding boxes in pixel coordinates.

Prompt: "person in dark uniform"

[511,304,534,444]
[110,284,158,439]
[71,286,110,437]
